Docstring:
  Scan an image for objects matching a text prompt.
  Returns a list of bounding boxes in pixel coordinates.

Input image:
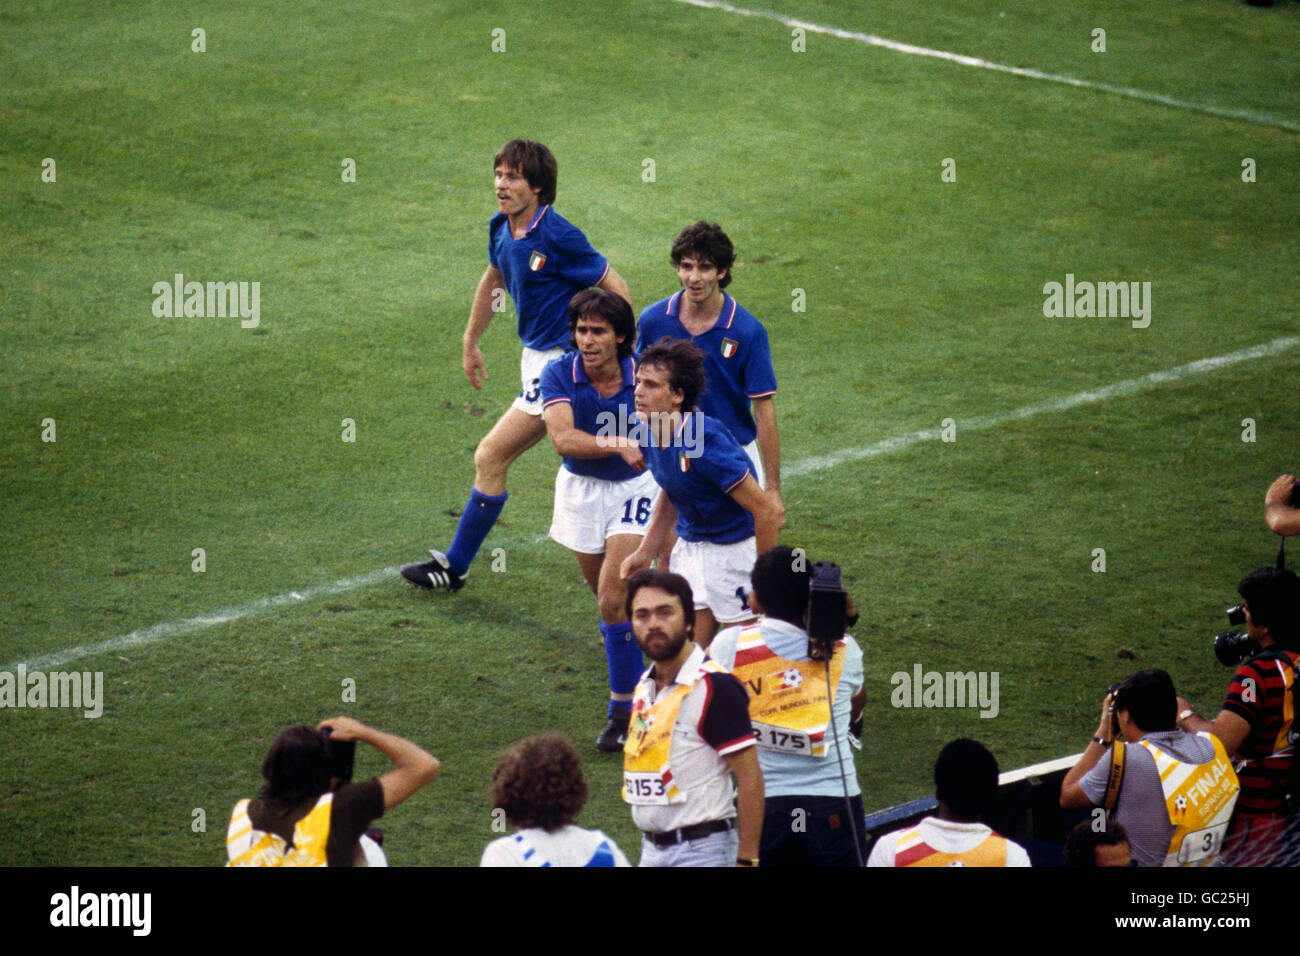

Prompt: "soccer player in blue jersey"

[619,338,781,647]
[539,288,659,751]
[402,140,632,591]
[636,222,783,527]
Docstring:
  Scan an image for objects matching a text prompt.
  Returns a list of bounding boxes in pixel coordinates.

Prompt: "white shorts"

[513,346,565,415]
[742,440,765,490]
[550,468,661,554]
[671,536,757,624]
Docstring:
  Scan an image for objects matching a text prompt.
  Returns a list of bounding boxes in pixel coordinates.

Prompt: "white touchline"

[671,0,1300,133]
[12,337,1298,671]
[786,335,1300,477]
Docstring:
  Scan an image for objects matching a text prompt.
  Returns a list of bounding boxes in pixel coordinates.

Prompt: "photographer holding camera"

[709,545,867,866]
[1060,669,1239,867]
[1176,567,1300,865]
[226,716,440,867]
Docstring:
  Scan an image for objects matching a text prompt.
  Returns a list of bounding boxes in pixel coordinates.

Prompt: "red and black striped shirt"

[1222,649,1299,814]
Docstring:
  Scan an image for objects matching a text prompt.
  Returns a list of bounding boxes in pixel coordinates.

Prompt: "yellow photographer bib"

[1139,733,1240,867]
[226,793,332,867]
[730,624,844,757]
[622,662,723,805]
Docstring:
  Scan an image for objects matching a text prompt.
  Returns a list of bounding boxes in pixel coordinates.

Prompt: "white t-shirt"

[480,826,631,867]
[867,817,1031,867]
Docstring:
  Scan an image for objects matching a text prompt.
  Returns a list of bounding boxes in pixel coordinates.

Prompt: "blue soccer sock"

[444,487,507,575]
[601,620,641,718]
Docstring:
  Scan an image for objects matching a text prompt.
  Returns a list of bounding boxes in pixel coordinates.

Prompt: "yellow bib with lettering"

[893,827,1008,867]
[226,793,332,867]
[1266,654,1297,755]
[1139,733,1240,867]
[622,662,723,805]
[730,624,844,757]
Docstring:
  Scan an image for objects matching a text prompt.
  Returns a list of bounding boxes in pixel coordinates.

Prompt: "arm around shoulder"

[597,265,633,309]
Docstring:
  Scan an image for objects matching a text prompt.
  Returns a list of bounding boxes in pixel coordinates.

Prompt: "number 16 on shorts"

[621,496,653,528]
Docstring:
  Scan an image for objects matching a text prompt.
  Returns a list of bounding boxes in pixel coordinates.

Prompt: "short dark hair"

[670,221,735,288]
[934,738,999,821]
[636,337,707,413]
[1112,668,1177,733]
[1239,567,1300,649]
[625,568,695,631]
[1064,817,1130,868]
[260,725,331,803]
[751,545,810,627]
[567,288,635,361]
[490,735,588,831]
[493,139,557,206]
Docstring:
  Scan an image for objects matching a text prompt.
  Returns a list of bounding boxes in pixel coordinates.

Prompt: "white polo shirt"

[629,645,757,835]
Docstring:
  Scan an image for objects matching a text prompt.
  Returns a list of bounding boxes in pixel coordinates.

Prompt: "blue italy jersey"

[489,206,609,351]
[636,292,776,445]
[539,351,640,482]
[641,411,754,544]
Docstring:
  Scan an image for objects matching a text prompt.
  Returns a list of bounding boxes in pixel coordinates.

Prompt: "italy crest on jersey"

[529,251,547,272]
[678,452,690,473]
[720,337,739,359]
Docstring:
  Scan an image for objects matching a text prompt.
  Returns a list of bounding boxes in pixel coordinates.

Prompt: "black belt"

[643,818,735,847]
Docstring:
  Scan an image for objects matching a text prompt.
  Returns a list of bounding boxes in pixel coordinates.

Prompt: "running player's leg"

[599,532,644,691]
[573,549,603,594]
[438,407,545,581]
[404,346,554,590]
[592,473,656,750]
[471,405,547,496]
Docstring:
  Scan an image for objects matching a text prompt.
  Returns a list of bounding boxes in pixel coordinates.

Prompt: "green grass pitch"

[1,0,1298,866]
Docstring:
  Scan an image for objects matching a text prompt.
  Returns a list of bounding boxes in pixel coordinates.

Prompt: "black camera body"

[1214,603,1259,666]
[806,561,850,661]
[1106,681,1122,739]
[320,726,356,784]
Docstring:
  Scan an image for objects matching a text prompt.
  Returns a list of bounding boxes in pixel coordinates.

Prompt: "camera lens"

[1214,631,1259,666]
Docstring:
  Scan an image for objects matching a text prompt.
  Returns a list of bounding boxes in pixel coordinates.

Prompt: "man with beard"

[622,569,764,866]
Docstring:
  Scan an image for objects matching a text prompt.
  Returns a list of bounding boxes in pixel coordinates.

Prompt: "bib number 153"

[624,771,674,804]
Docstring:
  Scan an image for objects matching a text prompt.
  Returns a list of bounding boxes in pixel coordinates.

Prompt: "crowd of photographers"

[1057,473,1300,867]
[225,473,1300,867]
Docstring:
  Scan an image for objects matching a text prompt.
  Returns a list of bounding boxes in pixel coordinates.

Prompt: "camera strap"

[1103,741,1125,811]
[824,653,865,867]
